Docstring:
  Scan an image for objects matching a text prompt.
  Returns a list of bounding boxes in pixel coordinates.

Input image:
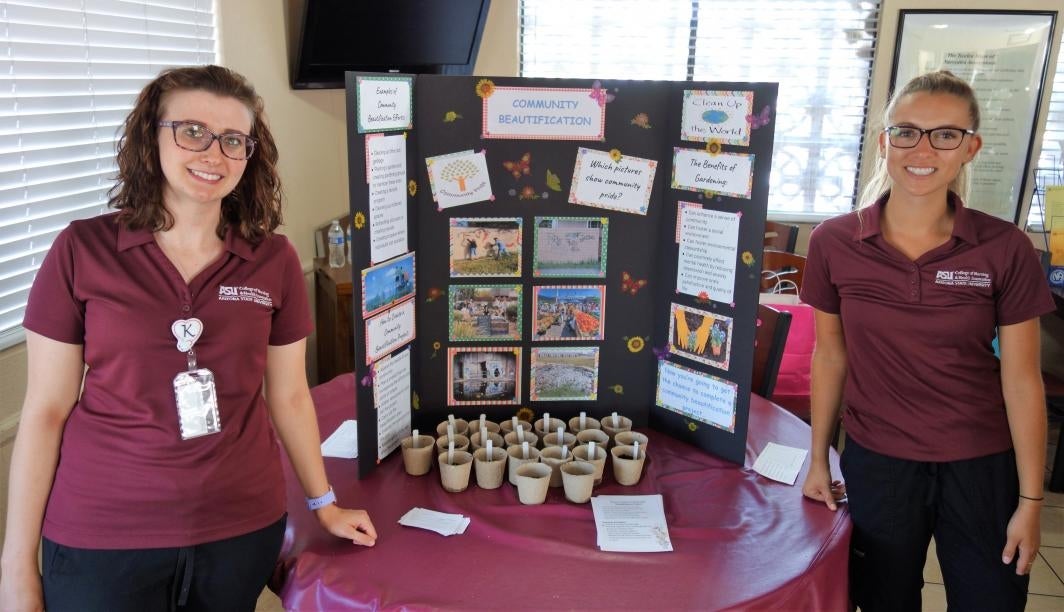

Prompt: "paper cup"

[614,430,649,450]
[470,419,501,436]
[560,461,595,503]
[499,419,532,435]
[503,430,540,449]
[470,430,505,453]
[576,428,609,449]
[539,446,573,488]
[533,417,566,438]
[542,431,577,450]
[568,415,602,434]
[436,418,469,438]
[514,463,551,505]
[611,445,647,486]
[438,450,473,492]
[435,433,470,455]
[573,443,607,485]
[601,415,633,444]
[507,444,542,485]
[473,447,507,489]
[400,434,436,476]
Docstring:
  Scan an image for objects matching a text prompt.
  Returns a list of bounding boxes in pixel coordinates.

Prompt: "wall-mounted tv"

[292,0,492,89]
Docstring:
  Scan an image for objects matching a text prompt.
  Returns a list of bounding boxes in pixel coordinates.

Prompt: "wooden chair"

[760,251,807,294]
[752,304,792,398]
[764,220,799,253]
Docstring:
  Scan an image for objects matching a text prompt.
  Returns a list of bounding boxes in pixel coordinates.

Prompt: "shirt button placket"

[910,264,920,302]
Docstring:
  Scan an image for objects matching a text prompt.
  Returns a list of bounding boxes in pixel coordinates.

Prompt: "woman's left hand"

[1001,498,1041,575]
[315,505,378,547]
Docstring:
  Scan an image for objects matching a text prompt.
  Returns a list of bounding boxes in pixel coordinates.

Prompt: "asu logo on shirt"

[217,285,273,307]
[934,270,991,288]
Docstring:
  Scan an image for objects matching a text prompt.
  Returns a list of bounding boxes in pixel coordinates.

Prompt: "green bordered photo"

[532,216,608,277]
[448,284,522,342]
[530,346,600,401]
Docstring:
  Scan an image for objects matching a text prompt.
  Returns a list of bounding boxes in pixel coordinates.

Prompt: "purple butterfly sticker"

[589,80,616,107]
[652,344,669,361]
[747,105,771,130]
[360,365,376,388]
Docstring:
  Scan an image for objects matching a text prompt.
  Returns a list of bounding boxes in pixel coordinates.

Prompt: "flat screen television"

[292,0,493,89]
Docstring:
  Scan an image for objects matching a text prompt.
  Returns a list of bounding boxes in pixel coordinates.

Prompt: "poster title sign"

[672,148,754,199]
[357,76,413,133]
[483,86,605,140]
[681,90,753,145]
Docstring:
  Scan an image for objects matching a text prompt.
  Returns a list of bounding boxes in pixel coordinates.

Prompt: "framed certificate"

[891,10,1056,223]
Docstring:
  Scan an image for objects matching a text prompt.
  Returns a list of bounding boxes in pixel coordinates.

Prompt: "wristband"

[306,486,336,510]
[1018,494,1044,502]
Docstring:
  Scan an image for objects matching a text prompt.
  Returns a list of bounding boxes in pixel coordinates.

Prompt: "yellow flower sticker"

[412,391,420,410]
[706,139,723,156]
[626,336,645,353]
[741,251,755,266]
[516,406,535,423]
[687,421,698,432]
[443,111,462,122]
[609,149,622,163]
[475,79,495,99]
[609,384,624,395]
[353,212,366,230]
[408,180,417,197]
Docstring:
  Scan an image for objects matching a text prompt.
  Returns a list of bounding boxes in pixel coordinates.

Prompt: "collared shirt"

[24,212,312,548]
[801,194,1054,461]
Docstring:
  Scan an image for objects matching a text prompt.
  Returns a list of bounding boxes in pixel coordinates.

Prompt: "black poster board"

[345,73,777,478]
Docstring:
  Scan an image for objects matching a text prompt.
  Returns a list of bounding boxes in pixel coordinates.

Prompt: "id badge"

[173,368,222,440]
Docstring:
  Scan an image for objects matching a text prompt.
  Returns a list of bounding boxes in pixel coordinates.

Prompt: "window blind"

[520,0,879,220]
[1030,36,1064,232]
[0,0,216,350]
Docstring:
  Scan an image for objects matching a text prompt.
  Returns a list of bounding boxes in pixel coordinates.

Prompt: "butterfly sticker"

[621,271,648,295]
[747,105,771,130]
[503,153,531,180]
[545,169,562,192]
[589,80,616,107]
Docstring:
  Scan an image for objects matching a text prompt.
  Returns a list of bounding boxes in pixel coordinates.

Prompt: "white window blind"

[0,0,216,350]
[1030,36,1064,232]
[520,0,879,220]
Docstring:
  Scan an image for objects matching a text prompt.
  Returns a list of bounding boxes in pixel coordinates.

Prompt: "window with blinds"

[1030,36,1064,232]
[520,0,879,220]
[0,0,216,350]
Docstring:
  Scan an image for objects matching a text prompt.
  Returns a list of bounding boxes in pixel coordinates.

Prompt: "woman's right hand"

[0,562,44,612]
[802,462,844,511]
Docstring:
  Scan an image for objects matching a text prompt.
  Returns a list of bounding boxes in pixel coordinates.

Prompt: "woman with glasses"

[801,70,1054,611]
[0,65,376,611]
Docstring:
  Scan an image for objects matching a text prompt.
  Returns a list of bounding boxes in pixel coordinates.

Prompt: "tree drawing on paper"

[441,159,478,191]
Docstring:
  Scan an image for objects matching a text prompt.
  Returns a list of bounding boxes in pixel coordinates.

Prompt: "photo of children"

[361,252,416,317]
[449,217,522,277]
[448,285,522,341]
[532,217,608,277]
[532,286,605,341]
[667,302,733,370]
[448,347,521,405]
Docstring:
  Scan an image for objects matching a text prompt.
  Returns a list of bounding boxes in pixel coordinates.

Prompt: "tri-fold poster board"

[344,73,778,478]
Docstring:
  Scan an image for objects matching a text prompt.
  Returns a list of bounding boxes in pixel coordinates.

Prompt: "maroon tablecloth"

[272,374,851,611]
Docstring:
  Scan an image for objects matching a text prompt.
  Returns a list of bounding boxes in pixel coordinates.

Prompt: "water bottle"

[346,224,353,264]
[327,220,345,268]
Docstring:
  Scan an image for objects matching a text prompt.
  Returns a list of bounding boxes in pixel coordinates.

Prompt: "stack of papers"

[398,507,470,537]
[321,420,358,459]
[751,442,808,485]
[591,495,673,552]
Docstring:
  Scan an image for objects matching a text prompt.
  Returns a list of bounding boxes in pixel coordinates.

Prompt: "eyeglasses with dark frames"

[158,120,257,160]
[883,125,975,151]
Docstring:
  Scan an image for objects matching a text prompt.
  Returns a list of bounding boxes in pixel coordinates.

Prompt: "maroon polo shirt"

[23,212,312,548]
[801,194,1054,462]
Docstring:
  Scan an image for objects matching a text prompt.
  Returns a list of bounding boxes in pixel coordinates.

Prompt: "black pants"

[42,514,286,612]
[842,439,1029,612]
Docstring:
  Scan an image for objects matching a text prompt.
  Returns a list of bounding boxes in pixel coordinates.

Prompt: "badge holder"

[171,318,222,440]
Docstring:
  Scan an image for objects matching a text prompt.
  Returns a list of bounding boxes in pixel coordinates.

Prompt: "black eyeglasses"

[158,120,257,160]
[883,125,975,150]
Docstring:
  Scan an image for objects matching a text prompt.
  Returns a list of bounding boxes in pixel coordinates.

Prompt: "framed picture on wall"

[891,10,1056,223]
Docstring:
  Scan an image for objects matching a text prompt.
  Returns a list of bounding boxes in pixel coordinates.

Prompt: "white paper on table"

[752,442,809,485]
[398,507,470,537]
[321,420,358,459]
[591,494,673,552]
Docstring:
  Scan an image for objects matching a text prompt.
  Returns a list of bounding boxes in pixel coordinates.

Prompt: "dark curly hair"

[109,65,282,243]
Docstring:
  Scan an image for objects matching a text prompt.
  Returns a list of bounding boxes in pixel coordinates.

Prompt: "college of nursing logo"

[218,285,273,307]
[934,269,991,288]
